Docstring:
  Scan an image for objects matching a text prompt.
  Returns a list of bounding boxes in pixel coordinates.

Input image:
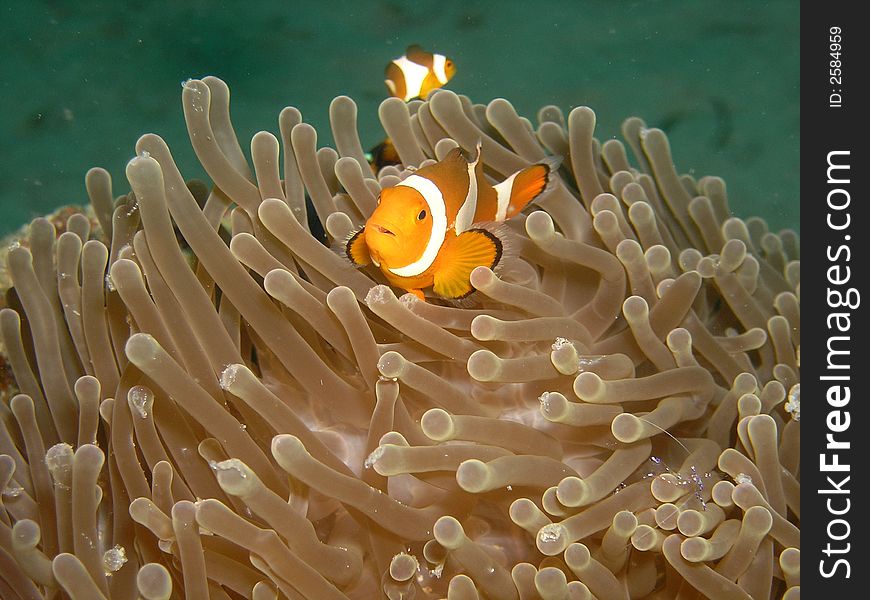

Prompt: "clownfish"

[385,44,456,102]
[346,144,558,300]
[368,45,454,172]
[367,137,402,173]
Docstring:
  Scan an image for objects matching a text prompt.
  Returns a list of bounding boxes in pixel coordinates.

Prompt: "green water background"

[1,0,799,236]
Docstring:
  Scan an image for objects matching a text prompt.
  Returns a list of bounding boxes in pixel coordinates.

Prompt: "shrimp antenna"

[635,416,691,457]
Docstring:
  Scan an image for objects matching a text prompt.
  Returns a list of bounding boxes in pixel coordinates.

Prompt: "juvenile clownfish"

[385,44,456,102]
[367,137,401,173]
[346,145,558,300]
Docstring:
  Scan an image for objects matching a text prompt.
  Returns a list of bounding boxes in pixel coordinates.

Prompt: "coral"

[0,76,799,599]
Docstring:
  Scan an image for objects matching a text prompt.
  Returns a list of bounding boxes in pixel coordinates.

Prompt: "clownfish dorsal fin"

[433,228,501,299]
[345,226,372,267]
[415,146,463,179]
[405,44,433,66]
[443,145,466,164]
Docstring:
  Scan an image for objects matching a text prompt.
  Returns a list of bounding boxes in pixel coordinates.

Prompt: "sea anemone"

[0,76,799,599]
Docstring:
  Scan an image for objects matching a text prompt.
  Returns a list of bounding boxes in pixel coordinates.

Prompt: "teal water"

[1,1,798,236]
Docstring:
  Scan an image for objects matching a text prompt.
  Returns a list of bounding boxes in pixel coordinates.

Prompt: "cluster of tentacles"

[0,76,799,599]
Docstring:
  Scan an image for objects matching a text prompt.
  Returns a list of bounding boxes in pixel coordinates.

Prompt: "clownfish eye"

[446,60,453,68]
[417,209,427,220]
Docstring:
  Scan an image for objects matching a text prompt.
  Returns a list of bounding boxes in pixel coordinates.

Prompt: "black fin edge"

[471,227,503,270]
[345,226,367,266]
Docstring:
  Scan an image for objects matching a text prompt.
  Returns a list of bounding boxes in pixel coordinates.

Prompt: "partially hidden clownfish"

[346,145,559,300]
[384,44,456,102]
[367,137,401,173]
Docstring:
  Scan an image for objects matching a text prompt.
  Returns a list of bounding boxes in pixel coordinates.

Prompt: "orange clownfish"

[385,44,456,102]
[346,145,558,300]
[367,137,402,173]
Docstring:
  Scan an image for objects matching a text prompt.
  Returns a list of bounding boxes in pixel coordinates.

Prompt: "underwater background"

[0,0,799,237]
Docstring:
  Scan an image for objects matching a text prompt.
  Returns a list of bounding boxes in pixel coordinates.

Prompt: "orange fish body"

[385,44,456,101]
[346,145,556,300]
[369,46,454,173]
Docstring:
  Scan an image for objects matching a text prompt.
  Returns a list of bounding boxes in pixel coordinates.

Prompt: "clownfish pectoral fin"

[494,156,562,220]
[345,227,372,267]
[433,229,502,299]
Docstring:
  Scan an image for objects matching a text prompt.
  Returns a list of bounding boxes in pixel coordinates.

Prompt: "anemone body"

[0,78,799,599]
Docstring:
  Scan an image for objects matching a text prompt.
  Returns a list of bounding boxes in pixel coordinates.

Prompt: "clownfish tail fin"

[495,155,562,220]
[539,155,563,177]
[343,226,371,267]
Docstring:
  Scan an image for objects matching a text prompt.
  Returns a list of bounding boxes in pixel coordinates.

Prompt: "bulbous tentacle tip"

[125,148,167,199]
[270,434,308,465]
[124,332,159,364]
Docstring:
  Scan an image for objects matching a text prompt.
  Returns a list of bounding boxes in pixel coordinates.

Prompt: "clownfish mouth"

[373,224,396,236]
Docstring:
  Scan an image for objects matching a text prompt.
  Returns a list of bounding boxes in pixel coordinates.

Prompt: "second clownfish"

[346,145,558,300]
[368,45,455,173]
[385,44,456,102]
